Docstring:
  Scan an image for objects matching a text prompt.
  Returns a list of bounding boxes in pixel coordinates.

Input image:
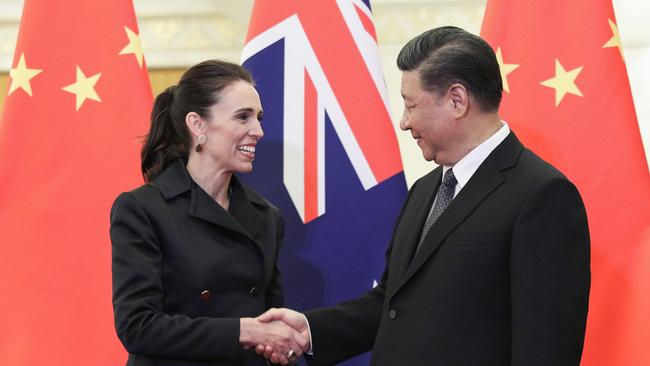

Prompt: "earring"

[195,134,206,153]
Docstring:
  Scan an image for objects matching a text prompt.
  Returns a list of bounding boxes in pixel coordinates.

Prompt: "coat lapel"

[228,176,272,251]
[393,133,523,294]
[187,183,252,239]
[155,160,275,280]
[155,160,269,249]
[228,177,276,282]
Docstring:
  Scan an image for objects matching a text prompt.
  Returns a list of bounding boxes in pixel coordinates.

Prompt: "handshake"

[239,308,311,365]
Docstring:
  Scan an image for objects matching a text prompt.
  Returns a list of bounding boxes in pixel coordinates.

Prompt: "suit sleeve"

[303,179,421,366]
[304,268,386,366]
[510,177,590,366]
[265,205,285,309]
[110,192,240,360]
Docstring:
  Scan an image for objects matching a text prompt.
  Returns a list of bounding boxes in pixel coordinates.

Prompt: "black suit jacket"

[110,160,284,366]
[306,132,590,366]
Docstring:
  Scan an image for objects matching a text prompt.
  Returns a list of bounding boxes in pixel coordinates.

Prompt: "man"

[259,26,590,366]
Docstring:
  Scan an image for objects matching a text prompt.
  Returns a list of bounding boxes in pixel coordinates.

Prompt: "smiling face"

[399,70,462,165]
[201,80,264,174]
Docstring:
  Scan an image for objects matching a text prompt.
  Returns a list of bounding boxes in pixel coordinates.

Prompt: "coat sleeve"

[510,177,590,366]
[110,192,240,360]
[265,205,285,309]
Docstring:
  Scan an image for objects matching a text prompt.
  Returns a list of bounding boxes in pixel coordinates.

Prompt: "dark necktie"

[415,169,457,253]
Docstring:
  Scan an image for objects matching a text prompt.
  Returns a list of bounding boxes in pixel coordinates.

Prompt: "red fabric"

[0,1,151,364]
[481,1,650,365]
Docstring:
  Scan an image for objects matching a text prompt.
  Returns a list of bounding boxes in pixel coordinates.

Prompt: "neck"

[466,112,503,148]
[448,112,503,166]
[186,155,232,209]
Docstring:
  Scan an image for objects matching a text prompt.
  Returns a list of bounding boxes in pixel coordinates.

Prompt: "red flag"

[0,1,151,364]
[481,1,650,365]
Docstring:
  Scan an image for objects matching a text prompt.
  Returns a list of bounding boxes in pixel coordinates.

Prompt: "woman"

[110,60,307,366]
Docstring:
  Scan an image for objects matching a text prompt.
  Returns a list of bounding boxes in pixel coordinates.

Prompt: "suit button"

[200,290,211,300]
[249,287,261,297]
[388,309,397,319]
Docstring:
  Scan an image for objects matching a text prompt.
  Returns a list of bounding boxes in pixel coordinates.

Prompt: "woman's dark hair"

[397,26,502,112]
[141,59,254,182]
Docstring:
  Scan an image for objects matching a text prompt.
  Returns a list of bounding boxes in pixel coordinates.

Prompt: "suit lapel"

[395,168,441,278]
[394,133,523,294]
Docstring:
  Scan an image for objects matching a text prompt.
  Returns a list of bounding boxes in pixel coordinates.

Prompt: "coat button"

[388,309,397,319]
[249,287,261,297]
[200,290,211,300]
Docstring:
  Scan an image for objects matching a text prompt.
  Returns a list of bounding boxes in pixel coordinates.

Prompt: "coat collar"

[154,159,193,200]
[392,132,523,296]
[154,159,270,243]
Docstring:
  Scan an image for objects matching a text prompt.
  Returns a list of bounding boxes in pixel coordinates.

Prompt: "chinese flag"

[481,1,650,365]
[0,1,151,364]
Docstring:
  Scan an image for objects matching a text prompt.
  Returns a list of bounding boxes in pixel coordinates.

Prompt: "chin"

[235,163,254,174]
[421,150,436,162]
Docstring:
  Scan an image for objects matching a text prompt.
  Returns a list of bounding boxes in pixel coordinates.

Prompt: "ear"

[185,111,206,138]
[447,83,469,118]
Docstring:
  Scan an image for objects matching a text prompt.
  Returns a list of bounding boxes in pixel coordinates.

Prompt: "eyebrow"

[234,108,255,114]
[233,107,264,119]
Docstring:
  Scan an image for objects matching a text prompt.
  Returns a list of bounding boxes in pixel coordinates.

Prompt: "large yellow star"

[495,47,519,93]
[8,53,42,97]
[540,59,583,107]
[61,66,102,111]
[603,18,624,60]
[118,26,145,68]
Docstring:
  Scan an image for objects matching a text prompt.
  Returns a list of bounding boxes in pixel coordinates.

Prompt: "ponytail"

[141,85,190,182]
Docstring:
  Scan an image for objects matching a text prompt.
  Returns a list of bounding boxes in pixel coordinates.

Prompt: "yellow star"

[603,18,624,60]
[8,53,42,97]
[61,66,102,111]
[118,26,145,68]
[540,59,583,107]
[495,47,519,93]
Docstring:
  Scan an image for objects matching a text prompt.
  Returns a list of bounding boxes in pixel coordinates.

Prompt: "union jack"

[242,0,402,223]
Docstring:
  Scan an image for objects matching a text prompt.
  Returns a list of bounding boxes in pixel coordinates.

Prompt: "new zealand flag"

[241,1,407,364]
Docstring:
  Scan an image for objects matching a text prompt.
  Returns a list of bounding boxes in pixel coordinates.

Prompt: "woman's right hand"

[239,317,308,364]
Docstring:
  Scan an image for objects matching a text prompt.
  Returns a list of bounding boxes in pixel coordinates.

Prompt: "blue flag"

[242,1,407,364]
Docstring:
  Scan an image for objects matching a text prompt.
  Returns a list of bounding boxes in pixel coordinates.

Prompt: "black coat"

[110,160,284,366]
[306,132,590,366]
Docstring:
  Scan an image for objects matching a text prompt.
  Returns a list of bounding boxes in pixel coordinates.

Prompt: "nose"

[399,111,410,131]
[250,120,264,140]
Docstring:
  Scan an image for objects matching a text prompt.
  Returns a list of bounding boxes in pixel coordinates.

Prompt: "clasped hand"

[240,308,310,365]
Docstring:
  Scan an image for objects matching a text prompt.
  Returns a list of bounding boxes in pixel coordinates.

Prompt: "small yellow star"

[540,59,583,107]
[603,18,624,60]
[8,53,42,97]
[61,66,102,111]
[495,47,519,93]
[118,26,145,68]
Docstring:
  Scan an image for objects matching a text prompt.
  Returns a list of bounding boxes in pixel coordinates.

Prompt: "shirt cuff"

[303,314,314,355]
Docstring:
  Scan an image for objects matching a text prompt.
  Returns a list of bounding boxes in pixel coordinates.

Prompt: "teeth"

[237,145,256,153]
